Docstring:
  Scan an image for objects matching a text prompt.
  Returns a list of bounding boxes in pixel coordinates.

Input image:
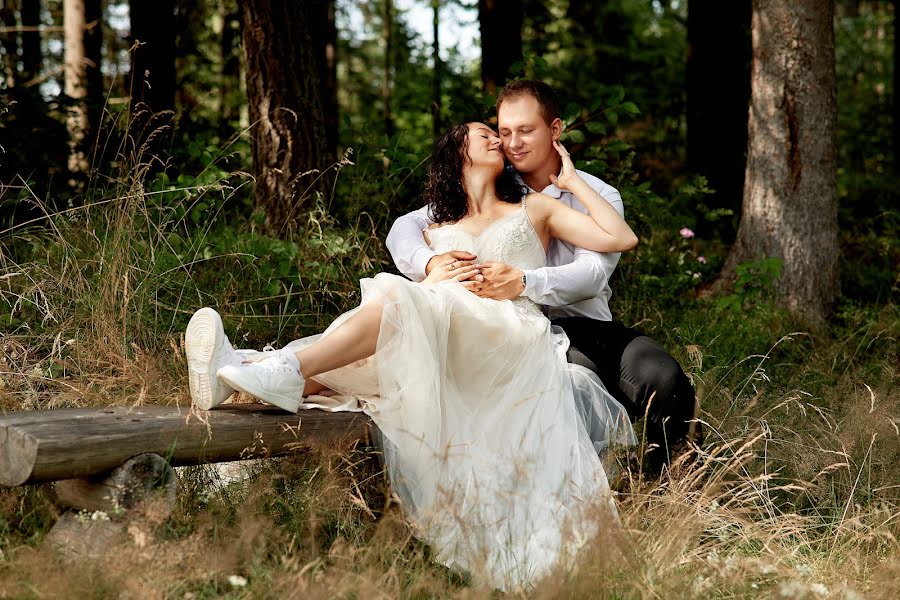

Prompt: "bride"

[185,122,638,589]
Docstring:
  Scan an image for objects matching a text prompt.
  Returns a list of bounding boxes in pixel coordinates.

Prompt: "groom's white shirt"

[385,169,624,321]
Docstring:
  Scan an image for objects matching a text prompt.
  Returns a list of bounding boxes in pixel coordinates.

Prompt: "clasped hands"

[423,250,525,301]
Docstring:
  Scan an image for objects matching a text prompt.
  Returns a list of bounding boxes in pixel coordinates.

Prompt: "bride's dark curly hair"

[424,122,526,224]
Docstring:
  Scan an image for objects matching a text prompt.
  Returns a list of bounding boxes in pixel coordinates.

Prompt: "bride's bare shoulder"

[524,192,556,218]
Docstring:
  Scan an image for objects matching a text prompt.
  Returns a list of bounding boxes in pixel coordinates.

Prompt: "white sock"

[279,348,302,375]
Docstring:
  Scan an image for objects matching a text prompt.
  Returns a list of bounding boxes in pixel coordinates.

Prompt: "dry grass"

[0,333,896,598]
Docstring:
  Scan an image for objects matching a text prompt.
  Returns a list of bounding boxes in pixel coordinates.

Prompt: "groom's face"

[497,95,561,176]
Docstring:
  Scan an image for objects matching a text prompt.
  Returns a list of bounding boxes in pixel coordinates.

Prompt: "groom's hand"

[425,250,477,276]
[475,262,525,301]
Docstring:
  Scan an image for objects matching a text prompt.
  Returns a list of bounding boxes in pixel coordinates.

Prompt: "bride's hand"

[422,260,482,285]
[548,140,580,191]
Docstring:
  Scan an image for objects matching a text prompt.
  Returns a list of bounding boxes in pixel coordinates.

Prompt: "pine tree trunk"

[0,3,19,88]
[20,0,42,84]
[431,0,441,140]
[894,0,899,173]
[219,1,240,133]
[241,0,332,235]
[687,0,751,240]
[128,0,175,114]
[479,0,523,95]
[383,0,394,137]
[309,0,337,160]
[84,0,101,154]
[64,0,88,174]
[721,0,839,323]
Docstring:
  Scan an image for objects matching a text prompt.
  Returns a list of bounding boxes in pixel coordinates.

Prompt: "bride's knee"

[358,298,386,326]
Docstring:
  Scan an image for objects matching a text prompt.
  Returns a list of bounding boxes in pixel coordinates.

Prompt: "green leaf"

[610,87,625,104]
[585,121,607,135]
[562,129,586,144]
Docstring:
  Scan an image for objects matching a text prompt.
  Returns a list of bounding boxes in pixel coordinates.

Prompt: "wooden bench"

[0,404,373,555]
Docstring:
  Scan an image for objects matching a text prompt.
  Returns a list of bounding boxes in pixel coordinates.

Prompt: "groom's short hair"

[496,80,561,126]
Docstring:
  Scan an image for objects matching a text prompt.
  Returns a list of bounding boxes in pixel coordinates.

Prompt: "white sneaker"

[185,307,243,410]
[216,353,304,413]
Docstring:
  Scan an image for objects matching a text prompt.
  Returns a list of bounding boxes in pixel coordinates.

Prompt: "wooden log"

[0,404,372,486]
[45,511,126,558]
[53,453,177,514]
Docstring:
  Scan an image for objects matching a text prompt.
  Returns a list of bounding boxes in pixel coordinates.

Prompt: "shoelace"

[239,344,279,364]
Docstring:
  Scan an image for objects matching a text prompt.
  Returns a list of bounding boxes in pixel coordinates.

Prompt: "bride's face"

[464,123,505,173]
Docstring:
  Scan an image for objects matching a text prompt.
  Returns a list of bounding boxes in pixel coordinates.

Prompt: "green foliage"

[609,174,722,317]
[834,6,899,304]
[717,257,784,313]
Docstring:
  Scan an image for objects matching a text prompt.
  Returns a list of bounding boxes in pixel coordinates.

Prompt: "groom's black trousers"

[552,318,697,460]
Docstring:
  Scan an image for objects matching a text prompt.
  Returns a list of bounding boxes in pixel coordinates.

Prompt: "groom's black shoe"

[642,419,705,478]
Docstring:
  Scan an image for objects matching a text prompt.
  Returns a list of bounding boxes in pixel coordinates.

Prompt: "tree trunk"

[431,0,441,140]
[219,1,241,133]
[687,0,751,240]
[309,0,337,160]
[894,0,899,173]
[84,0,101,154]
[64,0,88,174]
[128,0,175,115]
[20,0,42,84]
[0,2,19,88]
[383,0,394,137]
[479,0,523,95]
[721,0,839,323]
[241,0,332,235]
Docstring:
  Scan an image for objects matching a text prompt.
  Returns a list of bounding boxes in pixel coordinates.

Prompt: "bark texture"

[722,0,839,321]
[64,0,102,174]
[64,0,88,173]
[479,0,523,95]
[241,0,333,234]
[312,0,338,159]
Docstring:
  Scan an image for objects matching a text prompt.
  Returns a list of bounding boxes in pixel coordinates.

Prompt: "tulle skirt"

[284,273,634,589]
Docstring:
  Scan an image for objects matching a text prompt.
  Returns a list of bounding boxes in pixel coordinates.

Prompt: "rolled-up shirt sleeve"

[385,205,435,281]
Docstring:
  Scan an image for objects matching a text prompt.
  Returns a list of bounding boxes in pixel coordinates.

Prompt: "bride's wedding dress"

[282,202,635,589]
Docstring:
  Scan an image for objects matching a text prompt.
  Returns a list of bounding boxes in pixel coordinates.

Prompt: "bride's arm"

[530,141,638,253]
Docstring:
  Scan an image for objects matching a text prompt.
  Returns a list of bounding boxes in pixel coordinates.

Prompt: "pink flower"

[680,227,695,239]
[697,256,707,264]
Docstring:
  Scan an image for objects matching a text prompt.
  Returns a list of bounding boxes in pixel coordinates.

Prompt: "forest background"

[0,0,898,597]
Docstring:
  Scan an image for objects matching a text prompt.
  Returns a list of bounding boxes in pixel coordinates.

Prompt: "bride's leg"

[303,379,330,396]
[217,298,385,412]
[294,299,383,379]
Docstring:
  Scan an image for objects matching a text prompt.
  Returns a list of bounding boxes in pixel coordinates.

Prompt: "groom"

[386,80,698,470]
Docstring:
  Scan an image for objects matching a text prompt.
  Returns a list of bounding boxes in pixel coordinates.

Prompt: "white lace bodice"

[428,202,545,316]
